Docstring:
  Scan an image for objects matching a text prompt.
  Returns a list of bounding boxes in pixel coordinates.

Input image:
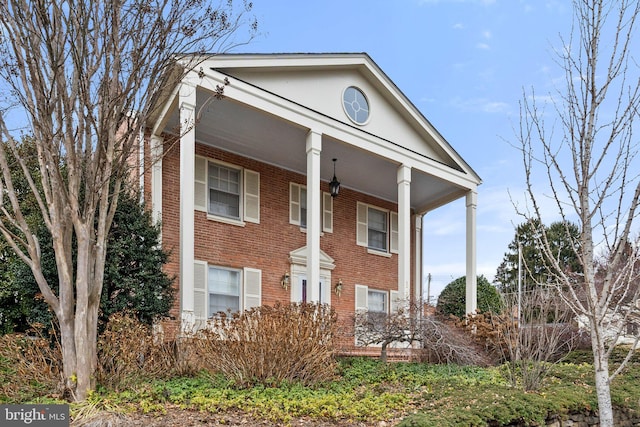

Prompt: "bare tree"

[354,305,420,363]
[0,0,257,400]
[498,288,579,391]
[517,0,640,424]
[354,302,488,365]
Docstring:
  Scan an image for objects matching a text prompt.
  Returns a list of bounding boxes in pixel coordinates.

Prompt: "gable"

[214,56,463,172]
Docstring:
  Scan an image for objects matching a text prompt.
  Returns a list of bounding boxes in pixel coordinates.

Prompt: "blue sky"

[236,0,575,299]
[1,0,574,301]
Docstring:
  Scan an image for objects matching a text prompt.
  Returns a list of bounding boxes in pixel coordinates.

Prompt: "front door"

[294,275,328,304]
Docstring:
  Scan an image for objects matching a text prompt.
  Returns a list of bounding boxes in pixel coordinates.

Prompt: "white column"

[179,83,197,328]
[465,189,478,314]
[150,135,163,229]
[413,214,423,304]
[397,164,411,302]
[306,130,322,302]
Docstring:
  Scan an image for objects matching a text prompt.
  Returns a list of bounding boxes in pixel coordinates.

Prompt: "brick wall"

[152,138,417,343]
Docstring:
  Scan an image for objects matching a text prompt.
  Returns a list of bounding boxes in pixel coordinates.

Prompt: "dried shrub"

[0,325,63,401]
[195,302,338,387]
[457,311,513,363]
[418,316,492,366]
[459,289,582,390]
[96,313,179,390]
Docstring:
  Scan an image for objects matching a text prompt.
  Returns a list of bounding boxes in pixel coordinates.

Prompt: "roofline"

[176,52,482,185]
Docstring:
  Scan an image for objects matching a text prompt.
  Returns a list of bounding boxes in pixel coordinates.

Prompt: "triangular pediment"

[206,53,478,179]
[289,246,335,271]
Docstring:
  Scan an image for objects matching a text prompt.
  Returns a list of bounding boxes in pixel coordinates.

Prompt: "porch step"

[337,347,416,362]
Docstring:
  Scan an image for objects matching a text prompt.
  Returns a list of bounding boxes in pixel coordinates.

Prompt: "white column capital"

[466,189,477,207]
[179,82,197,109]
[397,164,412,184]
[306,129,322,153]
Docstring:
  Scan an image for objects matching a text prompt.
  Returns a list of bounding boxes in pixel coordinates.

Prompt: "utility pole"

[426,273,432,307]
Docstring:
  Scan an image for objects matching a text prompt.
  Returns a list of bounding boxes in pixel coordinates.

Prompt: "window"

[355,285,398,314]
[367,289,387,313]
[342,86,370,125]
[208,266,241,314]
[289,183,333,232]
[208,163,240,219]
[193,262,261,320]
[194,155,260,224]
[356,202,398,254]
[367,207,387,252]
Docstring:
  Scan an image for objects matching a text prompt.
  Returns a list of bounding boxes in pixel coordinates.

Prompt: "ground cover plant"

[2,312,640,426]
[61,357,639,426]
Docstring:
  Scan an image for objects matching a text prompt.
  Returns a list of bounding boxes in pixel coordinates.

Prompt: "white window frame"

[355,285,398,314]
[354,285,400,347]
[195,155,260,225]
[289,182,332,233]
[208,265,242,316]
[193,261,262,320]
[356,202,398,255]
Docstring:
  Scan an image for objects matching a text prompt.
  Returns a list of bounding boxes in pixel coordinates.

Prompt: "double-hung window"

[208,163,240,219]
[355,285,399,314]
[193,261,262,321]
[367,207,388,252]
[367,289,388,313]
[356,202,398,254]
[208,266,241,314]
[194,155,260,224]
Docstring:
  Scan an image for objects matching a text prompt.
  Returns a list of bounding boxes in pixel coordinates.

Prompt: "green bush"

[437,275,502,318]
[1,190,174,335]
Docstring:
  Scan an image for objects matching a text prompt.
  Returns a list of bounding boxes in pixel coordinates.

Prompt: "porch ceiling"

[164,92,468,213]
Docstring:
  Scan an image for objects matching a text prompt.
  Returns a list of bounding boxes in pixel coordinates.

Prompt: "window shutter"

[389,290,400,314]
[355,284,368,311]
[356,202,368,247]
[193,261,207,319]
[243,267,261,310]
[289,183,300,225]
[390,212,399,253]
[322,192,333,233]
[244,169,260,223]
[194,156,207,211]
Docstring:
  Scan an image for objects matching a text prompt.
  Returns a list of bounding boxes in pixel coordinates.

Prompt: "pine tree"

[494,220,581,294]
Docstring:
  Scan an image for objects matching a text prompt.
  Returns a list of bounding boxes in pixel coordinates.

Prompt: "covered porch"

[146,54,481,319]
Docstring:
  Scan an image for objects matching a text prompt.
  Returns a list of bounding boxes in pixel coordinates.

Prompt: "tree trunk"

[72,228,98,400]
[380,342,389,363]
[593,332,614,427]
[58,314,77,393]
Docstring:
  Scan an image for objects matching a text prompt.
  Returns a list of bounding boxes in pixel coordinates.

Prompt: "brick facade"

[149,137,416,344]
